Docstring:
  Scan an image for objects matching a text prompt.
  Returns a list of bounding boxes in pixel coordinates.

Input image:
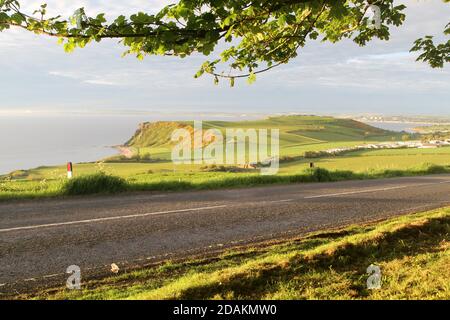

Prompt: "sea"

[0,113,262,175]
[0,114,432,175]
[364,121,431,133]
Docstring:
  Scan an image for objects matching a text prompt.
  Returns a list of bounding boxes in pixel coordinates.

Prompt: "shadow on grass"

[173,216,450,299]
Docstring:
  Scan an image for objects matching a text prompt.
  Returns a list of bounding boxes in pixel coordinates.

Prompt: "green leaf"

[247,72,256,84]
[10,12,24,24]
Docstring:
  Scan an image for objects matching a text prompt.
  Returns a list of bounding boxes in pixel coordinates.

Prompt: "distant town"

[349,114,450,125]
[305,139,450,159]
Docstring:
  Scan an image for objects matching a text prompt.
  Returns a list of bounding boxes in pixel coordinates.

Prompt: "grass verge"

[1,163,450,200]
[62,173,128,195]
[31,206,450,300]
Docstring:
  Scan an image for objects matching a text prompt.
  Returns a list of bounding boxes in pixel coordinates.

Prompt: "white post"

[67,162,73,179]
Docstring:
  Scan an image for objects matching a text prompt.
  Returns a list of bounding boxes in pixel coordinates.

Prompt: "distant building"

[419,143,438,149]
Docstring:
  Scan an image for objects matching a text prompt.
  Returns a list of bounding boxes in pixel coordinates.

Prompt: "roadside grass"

[62,173,128,195]
[0,179,63,200]
[1,163,450,200]
[9,147,450,181]
[31,206,450,300]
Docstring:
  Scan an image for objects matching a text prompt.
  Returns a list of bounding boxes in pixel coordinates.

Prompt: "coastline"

[112,145,134,159]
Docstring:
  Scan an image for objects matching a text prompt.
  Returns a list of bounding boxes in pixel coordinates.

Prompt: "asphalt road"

[1,174,450,294]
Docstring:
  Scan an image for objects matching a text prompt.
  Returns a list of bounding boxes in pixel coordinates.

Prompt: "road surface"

[1,174,450,294]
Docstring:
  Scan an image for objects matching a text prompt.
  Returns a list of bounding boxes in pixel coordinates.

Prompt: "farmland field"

[279,147,450,173]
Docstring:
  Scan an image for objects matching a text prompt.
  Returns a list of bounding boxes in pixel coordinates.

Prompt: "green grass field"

[28,206,450,300]
[415,124,450,133]
[123,115,406,160]
[279,147,450,173]
[1,156,449,201]
[1,115,449,200]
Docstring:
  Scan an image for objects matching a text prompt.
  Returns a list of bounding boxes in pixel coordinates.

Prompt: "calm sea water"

[364,121,431,133]
[0,115,147,174]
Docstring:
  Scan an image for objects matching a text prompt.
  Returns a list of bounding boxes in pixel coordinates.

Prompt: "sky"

[0,0,449,116]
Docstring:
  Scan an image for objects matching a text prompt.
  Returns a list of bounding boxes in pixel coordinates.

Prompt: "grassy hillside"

[122,115,402,160]
[29,206,450,300]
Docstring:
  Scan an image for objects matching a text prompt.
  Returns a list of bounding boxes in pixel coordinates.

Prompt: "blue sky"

[0,0,449,116]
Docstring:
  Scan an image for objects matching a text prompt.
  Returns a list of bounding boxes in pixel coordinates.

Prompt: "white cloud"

[48,63,208,89]
[83,79,119,86]
[49,70,122,86]
[268,50,450,91]
[20,0,168,17]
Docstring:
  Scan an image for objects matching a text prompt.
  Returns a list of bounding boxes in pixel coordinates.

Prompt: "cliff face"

[125,121,194,148]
